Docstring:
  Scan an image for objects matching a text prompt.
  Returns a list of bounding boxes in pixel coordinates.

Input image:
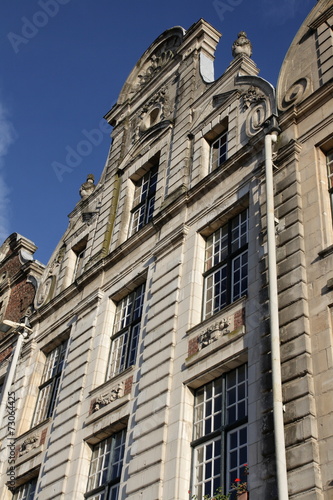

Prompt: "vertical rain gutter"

[235,75,289,499]
[0,318,32,428]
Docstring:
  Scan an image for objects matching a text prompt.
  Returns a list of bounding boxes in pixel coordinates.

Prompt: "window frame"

[107,283,145,380]
[129,163,158,237]
[72,237,88,280]
[12,477,37,500]
[191,365,248,499]
[31,339,68,427]
[209,130,228,172]
[203,209,249,320]
[326,150,333,218]
[85,429,126,500]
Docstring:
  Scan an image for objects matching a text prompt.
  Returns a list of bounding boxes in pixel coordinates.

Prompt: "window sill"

[14,420,50,466]
[85,392,131,426]
[185,324,245,368]
[318,244,333,258]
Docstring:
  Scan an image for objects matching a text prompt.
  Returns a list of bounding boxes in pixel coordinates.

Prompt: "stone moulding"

[18,433,39,456]
[186,306,246,361]
[92,381,125,413]
[198,317,231,350]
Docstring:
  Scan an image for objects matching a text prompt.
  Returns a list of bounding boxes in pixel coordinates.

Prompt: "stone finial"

[79,174,96,199]
[232,31,252,58]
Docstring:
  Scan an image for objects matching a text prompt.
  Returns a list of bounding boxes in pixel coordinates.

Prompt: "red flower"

[234,478,241,482]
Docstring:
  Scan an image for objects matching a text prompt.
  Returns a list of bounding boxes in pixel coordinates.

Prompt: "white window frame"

[129,164,158,236]
[13,477,37,500]
[191,365,248,499]
[209,131,228,172]
[32,340,68,427]
[107,284,145,379]
[203,209,248,320]
[86,429,126,500]
[327,150,333,219]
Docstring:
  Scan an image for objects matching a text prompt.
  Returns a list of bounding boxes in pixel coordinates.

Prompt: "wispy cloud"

[0,102,16,244]
[261,0,312,24]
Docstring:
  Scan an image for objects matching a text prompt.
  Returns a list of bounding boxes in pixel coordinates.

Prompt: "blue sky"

[1,0,315,264]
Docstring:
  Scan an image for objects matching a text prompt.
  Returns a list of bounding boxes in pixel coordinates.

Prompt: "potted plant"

[230,464,249,499]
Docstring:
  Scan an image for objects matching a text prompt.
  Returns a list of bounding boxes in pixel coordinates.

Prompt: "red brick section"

[39,428,48,446]
[188,336,199,357]
[234,308,245,329]
[5,281,35,322]
[0,346,13,364]
[124,376,133,396]
[2,255,20,279]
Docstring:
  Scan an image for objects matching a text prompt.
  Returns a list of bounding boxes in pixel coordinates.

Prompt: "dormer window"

[210,130,228,172]
[72,238,87,280]
[129,163,158,237]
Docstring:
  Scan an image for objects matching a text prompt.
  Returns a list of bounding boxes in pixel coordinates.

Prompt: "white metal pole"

[265,132,289,500]
[0,333,24,429]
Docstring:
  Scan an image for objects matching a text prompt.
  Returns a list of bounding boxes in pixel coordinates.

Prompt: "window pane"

[227,425,247,491]
[13,478,37,500]
[232,251,248,302]
[130,165,158,236]
[193,437,221,498]
[87,430,126,500]
[204,209,248,319]
[108,331,127,378]
[210,131,228,171]
[192,368,247,499]
[108,285,145,379]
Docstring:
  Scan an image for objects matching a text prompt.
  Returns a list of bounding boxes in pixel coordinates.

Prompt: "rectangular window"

[210,131,228,172]
[107,284,145,379]
[327,150,333,217]
[13,477,37,500]
[191,365,248,499]
[32,340,68,427]
[203,209,248,320]
[86,429,126,500]
[73,238,87,280]
[129,164,158,236]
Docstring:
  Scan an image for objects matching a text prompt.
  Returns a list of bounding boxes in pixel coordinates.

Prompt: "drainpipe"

[235,74,289,499]
[0,318,32,428]
[264,130,289,500]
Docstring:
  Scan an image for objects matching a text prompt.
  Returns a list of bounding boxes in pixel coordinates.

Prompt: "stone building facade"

[0,1,333,499]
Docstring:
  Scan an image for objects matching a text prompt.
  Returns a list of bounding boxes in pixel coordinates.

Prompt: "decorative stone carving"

[135,34,182,91]
[232,31,252,58]
[79,174,96,199]
[131,87,171,143]
[280,78,309,110]
[245,101,269,137]
[92,382,125,412]
[19,434,39,456]
[198,318,231,350]
[35,244,66,308]
[242,86,265,109]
